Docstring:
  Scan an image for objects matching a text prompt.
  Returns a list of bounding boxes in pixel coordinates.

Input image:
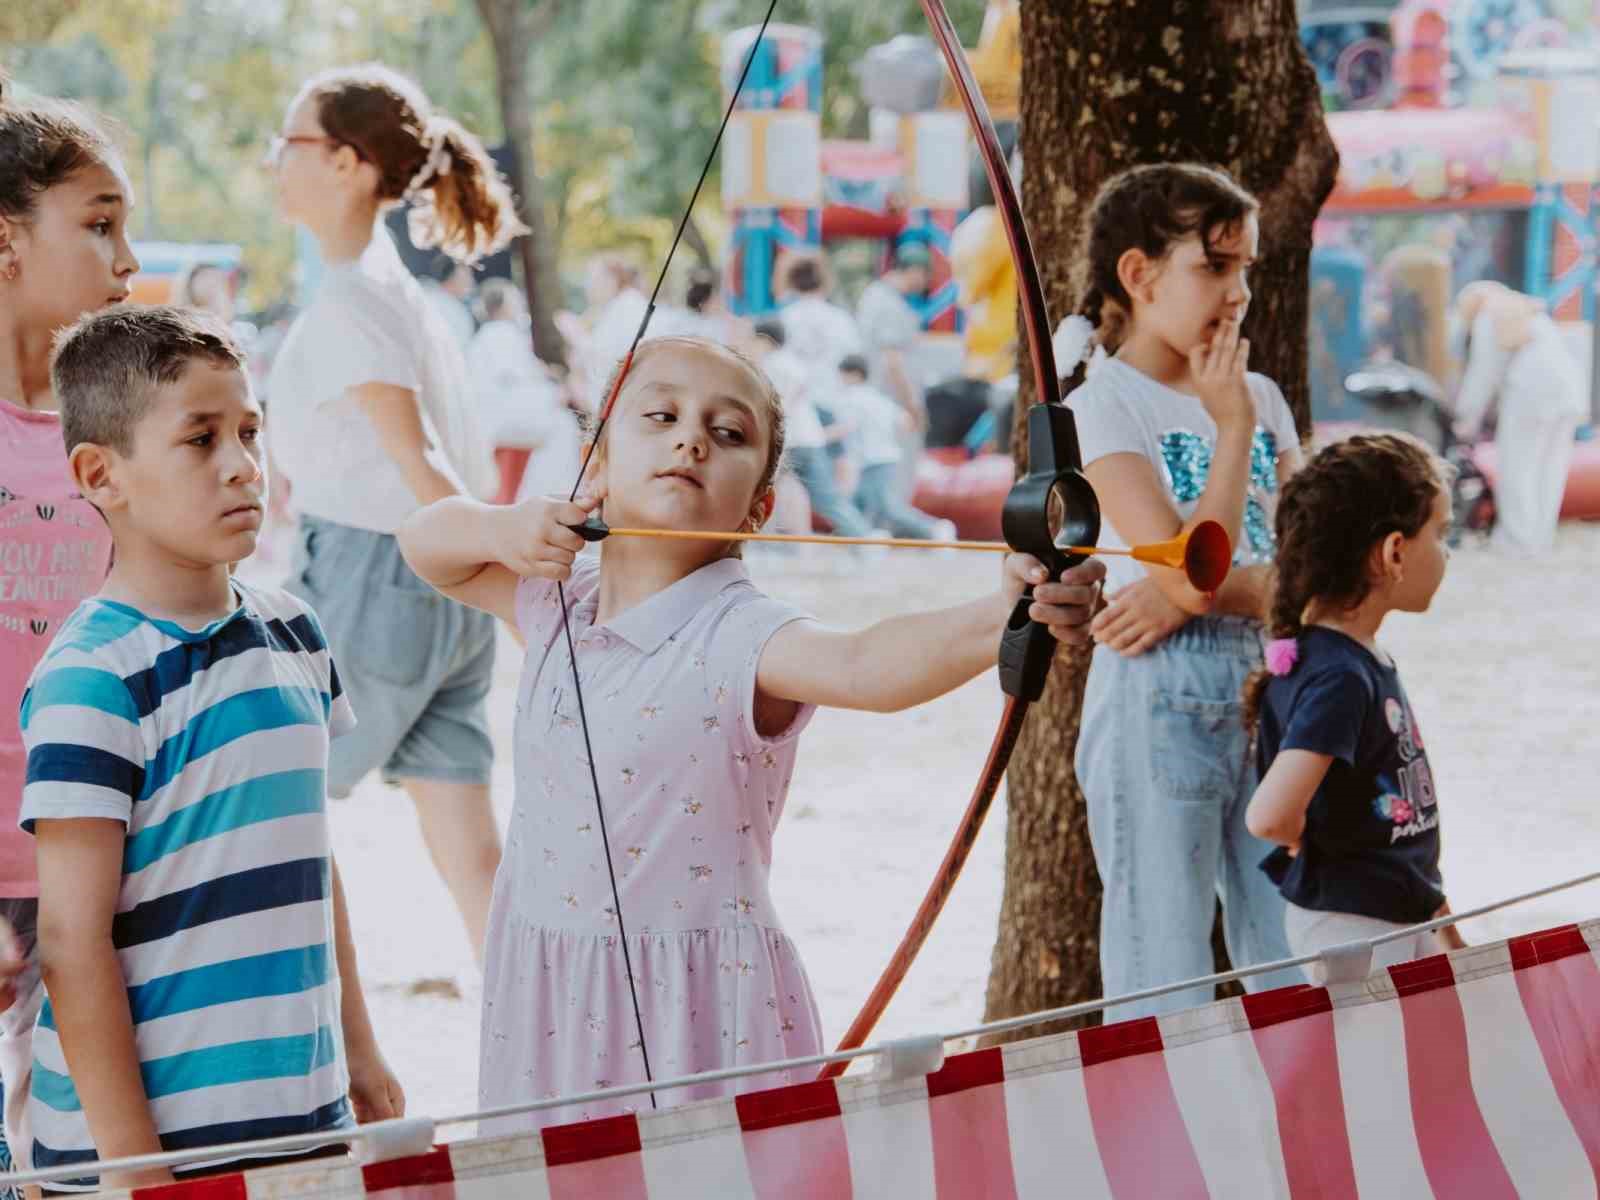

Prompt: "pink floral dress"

[478,555,824,1132]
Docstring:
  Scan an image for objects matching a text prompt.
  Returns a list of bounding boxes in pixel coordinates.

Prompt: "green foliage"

[2,0,989,308]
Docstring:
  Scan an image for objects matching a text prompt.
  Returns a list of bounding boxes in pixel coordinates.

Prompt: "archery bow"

[555,0,1105,1096]
[816,0,1102,1076]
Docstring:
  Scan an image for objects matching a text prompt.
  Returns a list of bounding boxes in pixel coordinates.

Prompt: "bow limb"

[818,0,1074,1077]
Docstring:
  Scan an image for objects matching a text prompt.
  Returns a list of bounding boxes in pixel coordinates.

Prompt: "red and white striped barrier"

[45,920,1600,1198]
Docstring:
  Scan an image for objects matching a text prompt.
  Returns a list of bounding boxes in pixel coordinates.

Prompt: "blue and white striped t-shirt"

[18,580,356,1185]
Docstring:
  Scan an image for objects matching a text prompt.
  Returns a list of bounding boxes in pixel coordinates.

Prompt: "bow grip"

[998,404,1102,702]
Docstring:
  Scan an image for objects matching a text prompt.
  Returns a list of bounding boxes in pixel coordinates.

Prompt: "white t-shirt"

[1072,357,1299,592]
[856,280,923,394]
[421,280,476,351]
[1453,310,1588,436]
[830,380,905,466]
[586,288,649,411]
[467,319,565,447]
[762,346,825,450]
[780,295,861,414]
[269,233,494,533]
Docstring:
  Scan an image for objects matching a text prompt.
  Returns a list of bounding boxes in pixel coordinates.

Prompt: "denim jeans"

[1075,617,1302,1020]
[786,446,872,538]
[285,515,496,797]
[855,462,939,539]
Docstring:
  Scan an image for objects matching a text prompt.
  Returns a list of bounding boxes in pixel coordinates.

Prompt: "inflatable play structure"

[725,1,1600,538]
[1305,0,1600,518]
[719,5,1019,539]
[719,22,986,335]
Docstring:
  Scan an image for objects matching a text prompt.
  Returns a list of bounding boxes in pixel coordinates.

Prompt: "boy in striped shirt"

[17,307,401,1191]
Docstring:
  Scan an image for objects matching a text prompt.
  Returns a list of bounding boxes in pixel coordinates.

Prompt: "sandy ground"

[243,518,1600,1133]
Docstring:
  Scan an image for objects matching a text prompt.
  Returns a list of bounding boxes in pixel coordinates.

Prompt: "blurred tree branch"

[476,0,569,368]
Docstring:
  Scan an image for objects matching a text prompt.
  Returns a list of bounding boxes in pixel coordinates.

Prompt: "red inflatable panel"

[1472,440,1600,520]
[911,448,1012,541]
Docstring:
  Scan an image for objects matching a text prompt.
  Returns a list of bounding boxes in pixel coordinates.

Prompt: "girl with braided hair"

[1061,163,1306,1017]
[1244,434,1464,968]
[267,64,523,965]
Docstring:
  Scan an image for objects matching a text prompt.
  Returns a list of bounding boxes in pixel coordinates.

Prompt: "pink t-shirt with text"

[0,397,113,895]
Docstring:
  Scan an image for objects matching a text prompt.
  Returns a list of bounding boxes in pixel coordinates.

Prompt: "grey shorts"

[286,515,496,797]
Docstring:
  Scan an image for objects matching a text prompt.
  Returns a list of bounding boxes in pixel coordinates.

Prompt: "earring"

[2,263,15,282]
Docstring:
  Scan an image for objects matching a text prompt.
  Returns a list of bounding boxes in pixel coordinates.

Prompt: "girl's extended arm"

[756,554,1104,712]
[1245,749,1333,847]
[397,492,597,625]
[35,818,174,1191]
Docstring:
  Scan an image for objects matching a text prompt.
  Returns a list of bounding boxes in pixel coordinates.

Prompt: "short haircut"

[753,317,785,346]
[685,267,718,313]
[52,304,245,456]
[786,259,823,294]
[838,353,869,378]
[479,276,521,322]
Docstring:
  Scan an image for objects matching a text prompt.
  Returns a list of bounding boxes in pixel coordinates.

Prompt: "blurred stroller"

[1343,360,1496,543]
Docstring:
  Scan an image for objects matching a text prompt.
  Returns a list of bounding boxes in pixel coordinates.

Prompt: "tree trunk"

[682,214,715,270]
[981,0,1338,1039]
[477,0,569,369]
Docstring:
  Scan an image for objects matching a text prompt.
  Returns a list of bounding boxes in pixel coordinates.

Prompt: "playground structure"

[720,3,1021,333]
[1306,0,1600,427]
[720,2,1600,413]
[719,2,1600,534]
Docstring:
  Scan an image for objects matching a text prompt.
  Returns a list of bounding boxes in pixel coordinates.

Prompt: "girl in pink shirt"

[400,335,1103,1129]
[0,78,137,1175]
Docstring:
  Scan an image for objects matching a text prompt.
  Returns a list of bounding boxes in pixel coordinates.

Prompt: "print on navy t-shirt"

[1255,626,1444,924]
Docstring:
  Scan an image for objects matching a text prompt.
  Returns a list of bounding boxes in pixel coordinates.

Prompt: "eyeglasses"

[266,134,351,166]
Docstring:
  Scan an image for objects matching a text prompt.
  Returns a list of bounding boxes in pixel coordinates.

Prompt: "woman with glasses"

[266,64,523,966]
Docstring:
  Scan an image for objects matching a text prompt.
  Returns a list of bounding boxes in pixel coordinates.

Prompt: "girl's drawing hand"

[496,489,604,581]
[1189,316,1253,430]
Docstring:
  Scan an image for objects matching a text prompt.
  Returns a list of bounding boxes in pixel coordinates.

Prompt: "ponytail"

[1241,567,1305,740]
[1056,280,1131,397]
[405,116,524,264]
[308,64,527,265]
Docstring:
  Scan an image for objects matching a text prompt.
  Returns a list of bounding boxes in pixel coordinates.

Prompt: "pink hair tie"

[1264,637,1299,677]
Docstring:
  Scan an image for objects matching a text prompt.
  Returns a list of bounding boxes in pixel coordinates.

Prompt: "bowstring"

[554,0,781,1107]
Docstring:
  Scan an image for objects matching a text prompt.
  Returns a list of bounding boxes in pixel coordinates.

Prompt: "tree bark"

[682,214,715,271]
[982,0,1338,1039]
[477,0,569,369]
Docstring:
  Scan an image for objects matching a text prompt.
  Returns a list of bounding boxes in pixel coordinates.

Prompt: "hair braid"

[1241,432,1447,739]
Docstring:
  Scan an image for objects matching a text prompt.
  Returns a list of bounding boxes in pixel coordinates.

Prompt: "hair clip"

[1052,315,1096,376]
[1264,637,1299,677]
[404,125,453,200]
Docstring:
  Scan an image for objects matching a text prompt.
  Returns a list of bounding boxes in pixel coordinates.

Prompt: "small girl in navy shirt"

[1244,434,1466,970]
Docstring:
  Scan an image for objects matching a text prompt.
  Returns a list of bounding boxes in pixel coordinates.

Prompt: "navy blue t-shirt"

[1255,626,1444,924]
